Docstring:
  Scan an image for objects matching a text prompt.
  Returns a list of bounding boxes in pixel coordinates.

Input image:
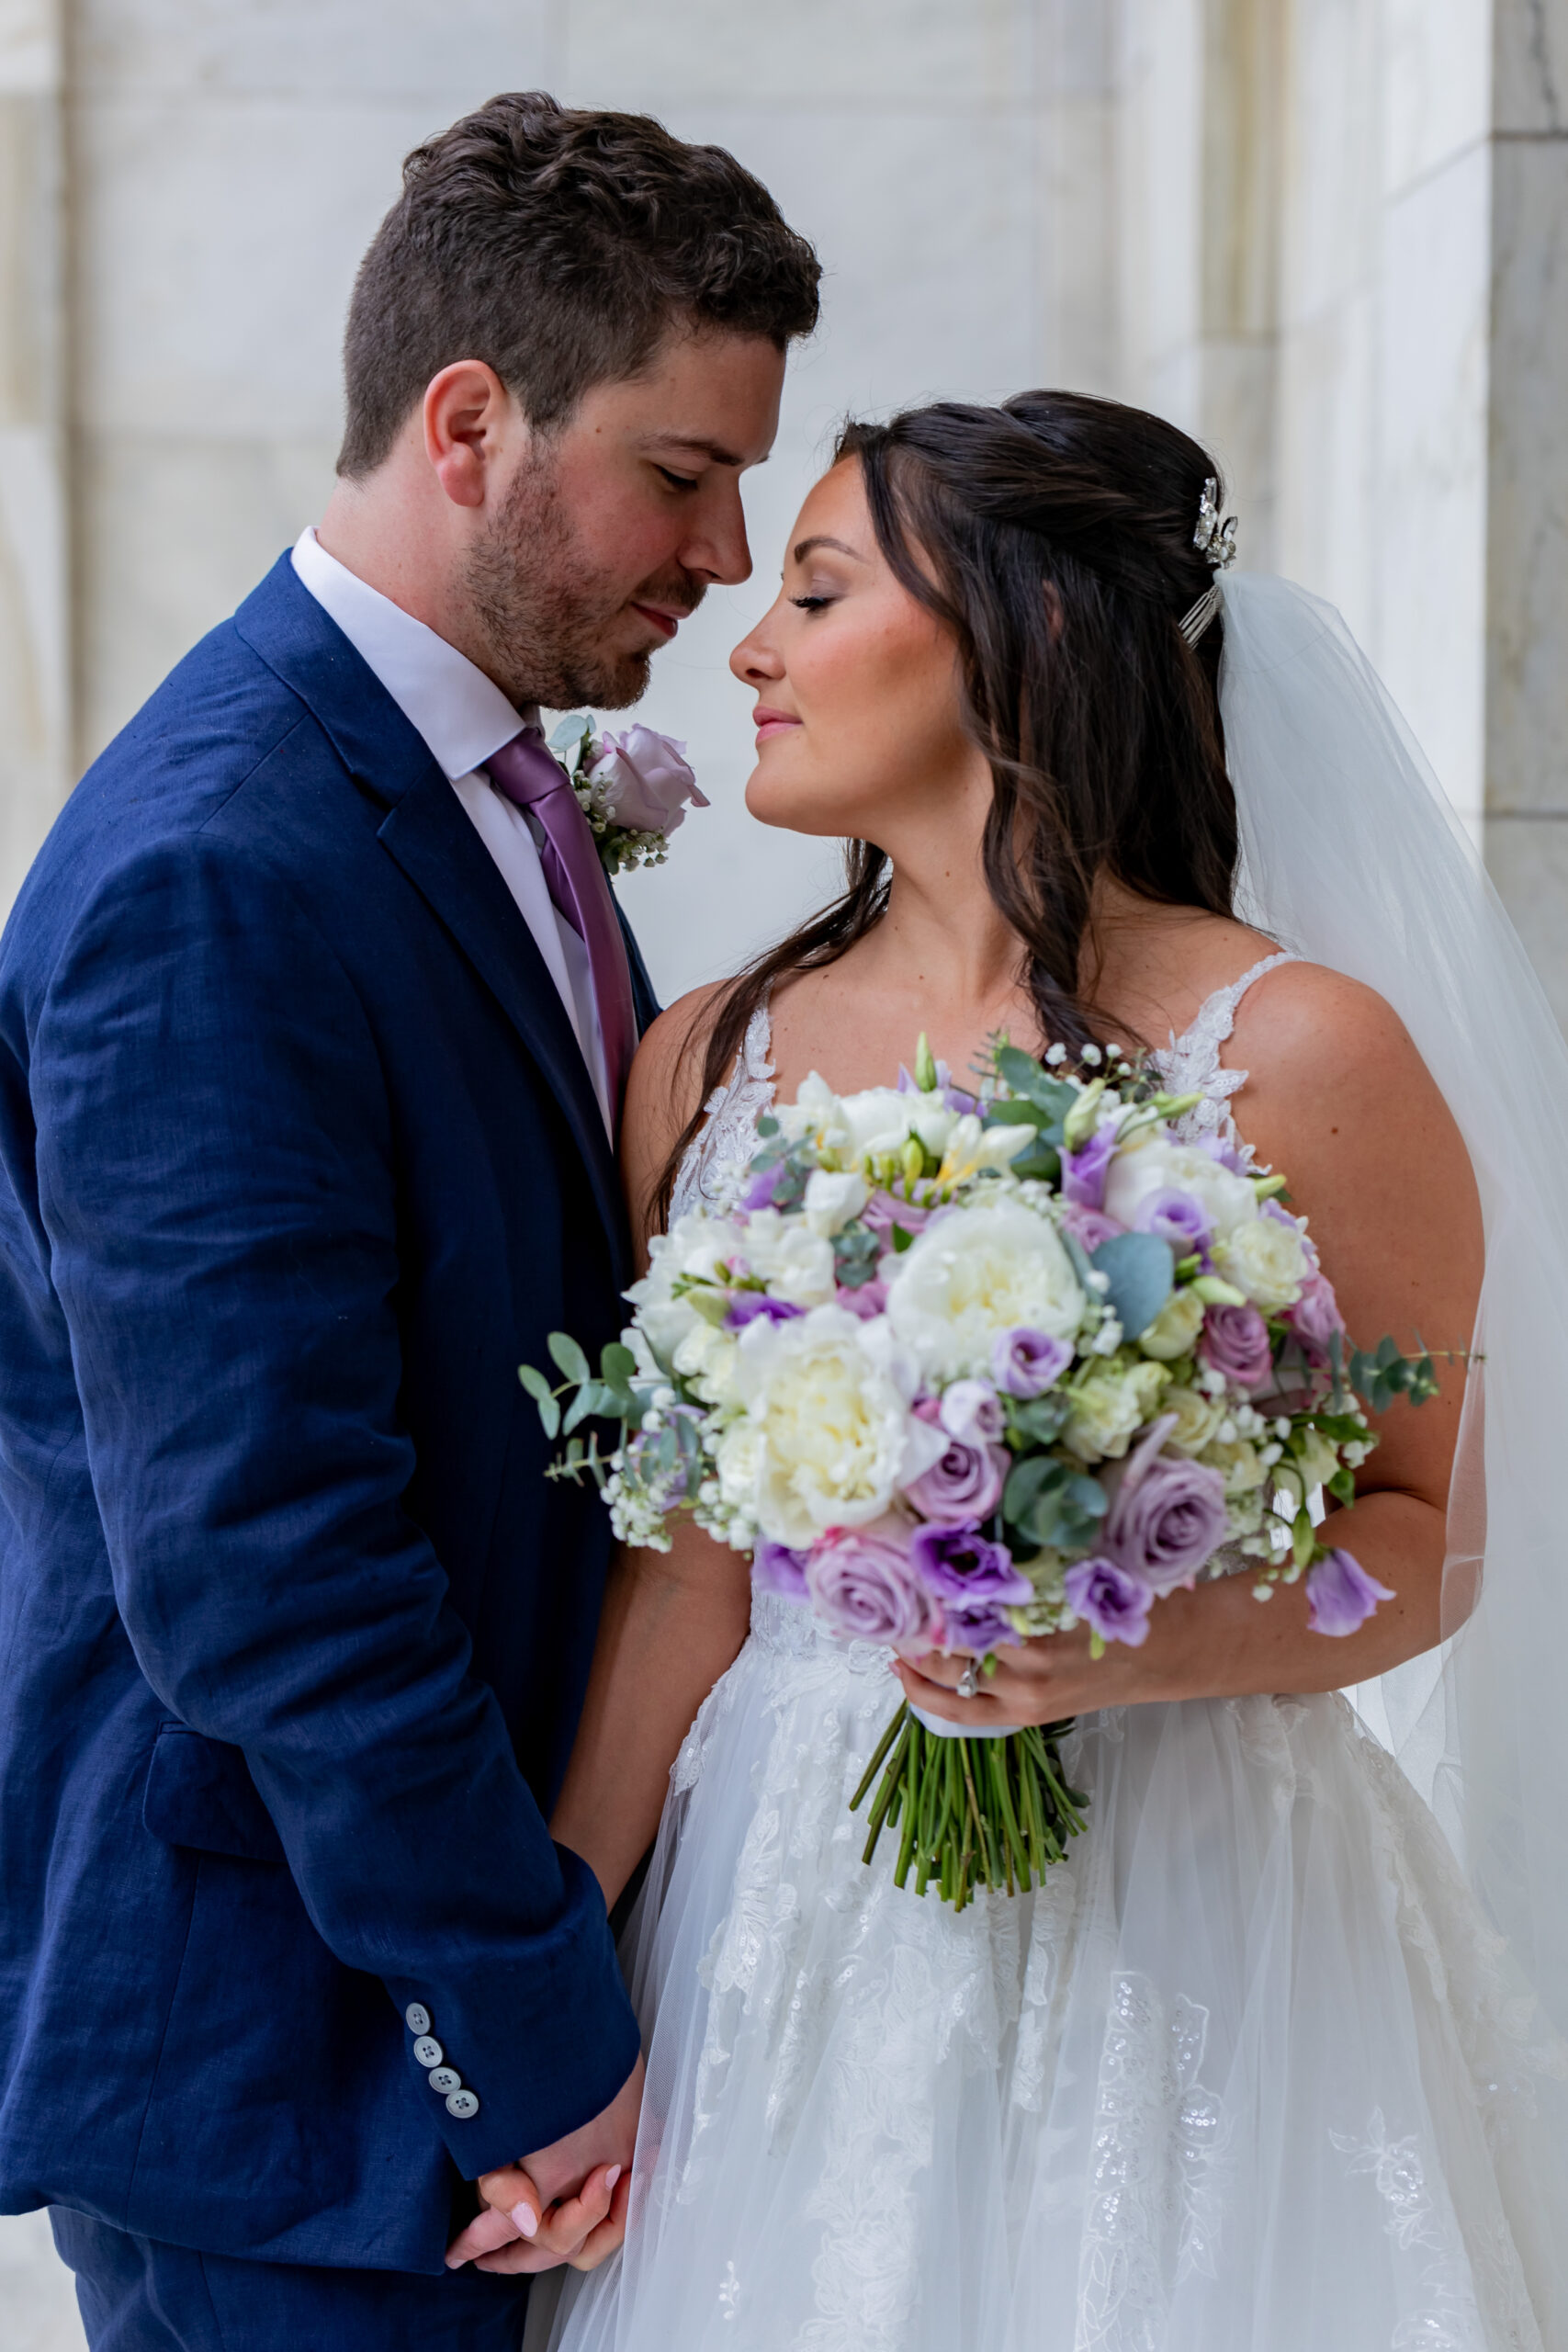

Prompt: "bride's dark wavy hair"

[654,390,1238,1222]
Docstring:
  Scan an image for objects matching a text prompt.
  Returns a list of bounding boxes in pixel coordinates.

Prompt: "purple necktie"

[485,727,637,1123]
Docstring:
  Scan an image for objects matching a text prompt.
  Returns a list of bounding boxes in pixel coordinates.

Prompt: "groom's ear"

[422,361,521,511]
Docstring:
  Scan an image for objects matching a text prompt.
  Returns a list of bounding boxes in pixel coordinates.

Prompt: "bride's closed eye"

[789,594,836,613]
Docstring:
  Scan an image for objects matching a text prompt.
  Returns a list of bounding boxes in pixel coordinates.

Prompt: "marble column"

[0,0,71,910]
[1482,0,1568,1022]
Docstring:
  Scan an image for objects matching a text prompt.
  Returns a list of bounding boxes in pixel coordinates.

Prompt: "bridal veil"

[1219,571,1568,2075]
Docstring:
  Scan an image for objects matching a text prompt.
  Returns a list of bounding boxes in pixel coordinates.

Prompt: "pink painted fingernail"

[511,2201,538,2240]
[605,2165,622,2190]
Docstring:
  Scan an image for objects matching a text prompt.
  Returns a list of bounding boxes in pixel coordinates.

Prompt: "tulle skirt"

[528,1593,1568,2352]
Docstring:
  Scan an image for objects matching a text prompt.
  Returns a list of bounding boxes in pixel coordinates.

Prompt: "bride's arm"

[548,989,754,1909]
[903,965,1485,1725]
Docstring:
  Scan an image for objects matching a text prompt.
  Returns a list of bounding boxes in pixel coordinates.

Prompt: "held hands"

[446,2052,644,2277]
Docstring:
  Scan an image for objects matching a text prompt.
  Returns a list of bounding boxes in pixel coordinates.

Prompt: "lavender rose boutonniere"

[549,716,709,876]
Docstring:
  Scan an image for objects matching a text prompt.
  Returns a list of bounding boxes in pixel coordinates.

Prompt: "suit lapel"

[234,556,629,1277]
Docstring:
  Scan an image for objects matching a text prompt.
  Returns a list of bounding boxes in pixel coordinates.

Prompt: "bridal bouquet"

[522,1036,1437,1909]
[547,715,708,876]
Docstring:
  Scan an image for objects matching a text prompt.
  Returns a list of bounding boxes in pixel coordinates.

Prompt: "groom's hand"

[445,2053,644,2275]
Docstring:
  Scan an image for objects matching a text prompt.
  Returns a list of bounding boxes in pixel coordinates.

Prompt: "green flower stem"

[851,1702,1088,1908]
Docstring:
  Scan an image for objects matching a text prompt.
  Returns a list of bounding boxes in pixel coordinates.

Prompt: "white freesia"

[1213,1213,1311,1311]
[1063,1358,1170,1461]
[1102,1133,1258,1239]
[885,1196,1086,1382]
[718,1305,945,1548]
[671,1319,740,1408]
[736,1209,837,1306]
[803,1169,869,1238]
[624,1209,745,1366]
[937,1113,1039,1182]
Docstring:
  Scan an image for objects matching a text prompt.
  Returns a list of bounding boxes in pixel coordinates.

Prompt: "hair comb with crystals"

[1179,476,1239,645]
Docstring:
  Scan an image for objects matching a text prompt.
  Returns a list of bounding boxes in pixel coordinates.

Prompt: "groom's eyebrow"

[643,434,756,468]
[791,535,868,564]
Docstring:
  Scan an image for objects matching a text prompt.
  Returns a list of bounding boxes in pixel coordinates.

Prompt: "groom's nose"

[680,474,753,589]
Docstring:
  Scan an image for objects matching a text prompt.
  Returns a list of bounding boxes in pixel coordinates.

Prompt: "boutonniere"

[548,716,710,877]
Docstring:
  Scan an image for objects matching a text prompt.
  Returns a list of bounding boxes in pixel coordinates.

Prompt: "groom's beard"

[463,458,705,711]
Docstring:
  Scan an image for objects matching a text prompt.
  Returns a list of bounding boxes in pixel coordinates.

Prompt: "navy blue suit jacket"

[0,557,656,2272]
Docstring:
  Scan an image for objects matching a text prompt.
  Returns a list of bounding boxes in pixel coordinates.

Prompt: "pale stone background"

[2,0,1565,2336]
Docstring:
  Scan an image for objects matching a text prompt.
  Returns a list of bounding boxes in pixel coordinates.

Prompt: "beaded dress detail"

[535,964,1565,2352]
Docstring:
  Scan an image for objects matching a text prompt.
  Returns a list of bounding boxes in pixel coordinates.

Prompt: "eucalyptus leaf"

[1090,1232,1175,1339]
[601,1342,638,1384]
[548,713,592,752]
[547,1331,591,1386]
[994,1046,1076,1124]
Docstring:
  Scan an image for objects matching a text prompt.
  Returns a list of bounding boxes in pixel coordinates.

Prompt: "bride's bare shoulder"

[621,982,736,1229]
[1231,956,1415,1084]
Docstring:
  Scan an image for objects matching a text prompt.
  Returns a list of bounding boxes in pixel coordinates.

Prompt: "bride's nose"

[729,617,784,688]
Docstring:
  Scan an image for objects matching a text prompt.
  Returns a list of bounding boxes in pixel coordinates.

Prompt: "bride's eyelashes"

[788,594,837,613]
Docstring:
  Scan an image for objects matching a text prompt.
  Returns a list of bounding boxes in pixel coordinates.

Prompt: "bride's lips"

[629,603,681,640]
[754,707,802,741]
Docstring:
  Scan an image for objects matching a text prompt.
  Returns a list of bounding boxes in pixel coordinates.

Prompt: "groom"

[0,93,817,2347]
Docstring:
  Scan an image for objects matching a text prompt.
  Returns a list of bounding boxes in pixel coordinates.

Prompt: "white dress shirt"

[290,526,612,1131]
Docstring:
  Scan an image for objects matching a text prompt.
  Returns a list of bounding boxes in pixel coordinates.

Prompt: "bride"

[505,392,1568,2345]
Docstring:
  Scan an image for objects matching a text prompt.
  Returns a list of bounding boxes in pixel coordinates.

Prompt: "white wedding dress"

[531,963,1568,2352]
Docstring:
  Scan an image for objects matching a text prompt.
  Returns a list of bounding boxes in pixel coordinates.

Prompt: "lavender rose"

[587,725,708,836]
[1064,1555,1155,1647]
[1058,1201,1124,1254]
[1304,1547,1394,1635]
[904,1418,1009,1527]
[1104,1419,1229,1594]
[991,1326,1074,1397]
[938,1379,1005,1444]
[860,1189,935,1246]
[836,1278,889,1322]
[753,1540,810,1599]
[1200,1300,1275,1389]
[805,1527,940,1649]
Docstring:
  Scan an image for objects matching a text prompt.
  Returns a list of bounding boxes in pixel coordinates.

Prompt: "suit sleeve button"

[404,2004,432,2036]
[446,2089,479,2120]
[428,2067,461,2095]
[412,2037,444,2069]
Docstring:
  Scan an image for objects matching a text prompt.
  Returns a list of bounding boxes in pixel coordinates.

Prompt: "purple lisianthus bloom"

[1200,1300,1275,1389]
[806,1527,940,1650]
[904,1421,1009,1527]
[753,1539,810,1600]
[741,1161,789,1211]
[909,1521,1032,1607]
[860,1189,934,1247]
[1304,1547,1395,1636]
[1062,1121,1119,1209]
[935,1593,1021,1653]
[1104,1419,1229,1595]
[1058,1201,1125,1254]
[835,1277,889,1321]
[1133,1186,1212,1255]
[726,1293,807,1331]
[1285,1271,1348,1367]
[991,1326,1074,1398]
[1064,1555,1155,1647]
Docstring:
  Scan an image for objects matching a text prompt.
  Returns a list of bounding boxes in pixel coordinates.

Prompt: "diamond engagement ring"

[956,1659,980,1701]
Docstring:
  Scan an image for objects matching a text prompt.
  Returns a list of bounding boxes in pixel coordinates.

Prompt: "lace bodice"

[670,951,1300,1214]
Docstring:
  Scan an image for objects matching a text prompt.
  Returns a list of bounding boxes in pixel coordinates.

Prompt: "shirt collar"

[290,526,529,781]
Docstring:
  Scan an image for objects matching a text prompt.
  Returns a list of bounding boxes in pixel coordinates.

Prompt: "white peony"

[1212,1213,1311,1312]
[884,1196,1086,1382]
[1063,1358,1170,1462]
[720,1305,945,1548]
[803,1169,869,1238]
[1102,1133,1258,1240]
[736,1209,837,1306]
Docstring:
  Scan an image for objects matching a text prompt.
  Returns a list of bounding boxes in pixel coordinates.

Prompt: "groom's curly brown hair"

[337,92,820,476]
